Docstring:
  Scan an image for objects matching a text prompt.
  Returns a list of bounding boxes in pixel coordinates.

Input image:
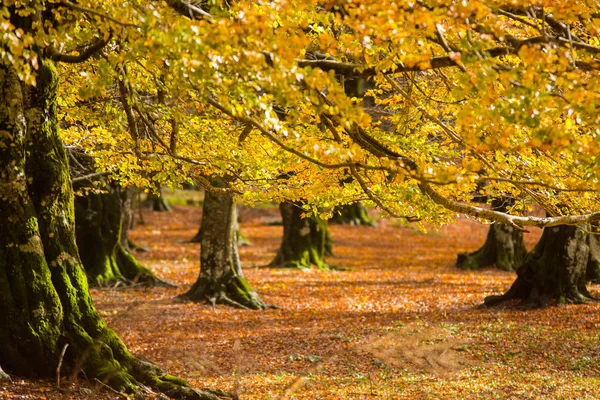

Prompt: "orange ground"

[3,205,600,399]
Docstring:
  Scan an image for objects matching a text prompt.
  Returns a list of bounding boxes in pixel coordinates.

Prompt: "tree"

[330,203,374,226]
[180,179,265,309]
[485,225,595,307]
[0,2,230,398]
[144,186,172,212]
[70,149,171,286]
[0,60,224,398]
[456,198,527,271]
[270,201,332,270]
[74,184,173,287]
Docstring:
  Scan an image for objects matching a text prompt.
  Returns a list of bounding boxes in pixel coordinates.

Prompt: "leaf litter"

[2,205,600,399]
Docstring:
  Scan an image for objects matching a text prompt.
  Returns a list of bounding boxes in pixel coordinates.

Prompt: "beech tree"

[70,150,170,286]
[456,198,527,271]
[270,201,332,269]
[0,1,230,398]
[180,179,265,309]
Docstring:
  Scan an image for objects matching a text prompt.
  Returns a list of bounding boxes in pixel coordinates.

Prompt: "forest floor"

[3,203,600,399]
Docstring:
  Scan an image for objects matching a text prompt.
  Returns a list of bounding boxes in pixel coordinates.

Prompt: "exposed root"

[180,276,266,310]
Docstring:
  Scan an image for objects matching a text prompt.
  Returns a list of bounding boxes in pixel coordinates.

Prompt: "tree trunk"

[485,225,595,307]
[75,185,173,287]
[180,181,265,309]
[585,230,600,283]
[0,61,226,399]
[330,202,374,226]
[270,201,331,269]
[189,205,250,247]
[145,186,171,212]
[118,185,137,251]
[456,222,527,271]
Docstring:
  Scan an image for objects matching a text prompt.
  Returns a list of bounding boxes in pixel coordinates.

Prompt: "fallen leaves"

[2,204,600,399]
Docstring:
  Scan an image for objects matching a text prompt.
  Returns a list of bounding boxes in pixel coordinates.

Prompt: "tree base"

[180,275,266,310]
[87,245,177,288]
[144,194,172,212]
[484,226,594,308]
[269,250,329,270]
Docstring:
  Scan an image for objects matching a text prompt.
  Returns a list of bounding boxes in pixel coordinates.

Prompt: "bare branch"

[419,181,600,229]
[58,1,140,28]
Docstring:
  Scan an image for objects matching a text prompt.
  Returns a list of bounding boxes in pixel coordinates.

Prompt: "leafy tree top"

[6,0,600,228]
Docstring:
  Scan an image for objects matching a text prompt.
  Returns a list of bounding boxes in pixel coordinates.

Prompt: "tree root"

[101,356,234,399]
[179,276,266,310]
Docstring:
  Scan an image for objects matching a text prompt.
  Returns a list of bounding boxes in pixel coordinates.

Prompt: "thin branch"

[205,97,372,171]
[418,181,600,229]
[350,164,420,222]
[477,176,598,193]
[58,1,140,28]
[166,0,213,20]
[72,171,111,183]
[50,31,113,64]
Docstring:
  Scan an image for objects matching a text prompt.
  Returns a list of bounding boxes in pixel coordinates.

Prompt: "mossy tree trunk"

[485,225,597,307]
[270,201,331,269]
[330,202,374,226]
[0,61,226,399]
[74,185,173,287]
[456,198,527,271]
[180,180,265,309]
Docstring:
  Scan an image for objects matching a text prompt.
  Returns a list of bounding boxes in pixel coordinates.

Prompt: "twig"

[59,1,140,28]
[56,344,69,388]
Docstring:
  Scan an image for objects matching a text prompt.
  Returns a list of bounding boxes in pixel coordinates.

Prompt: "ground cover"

[2,205,599,399]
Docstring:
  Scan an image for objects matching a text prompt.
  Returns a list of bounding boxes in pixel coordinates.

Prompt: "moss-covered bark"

[0,61,227,399]
[456,222,527,271]
[330,202,374,226]
[270,201,331,269]
[485,225,595,307]
[74,185,173,287]
[180,180,265,309]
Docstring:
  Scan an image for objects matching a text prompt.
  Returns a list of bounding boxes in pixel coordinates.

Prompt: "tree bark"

[189,206,250,247]
[330,202,374,226]
[0,61,226,399]
[118,185,138,251]
[585,230,600,283]
[270,201,331,269]
[145,186,171,212]
[180,181,265,309]
[74,185,173,287]
[485,225,596,307]
[456,222,527,271]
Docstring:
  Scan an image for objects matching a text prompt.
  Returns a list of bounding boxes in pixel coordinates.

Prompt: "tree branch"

[50,31,113,64]
[418,181,600,229]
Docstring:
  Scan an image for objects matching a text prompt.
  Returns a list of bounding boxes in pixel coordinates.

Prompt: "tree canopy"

[7,0,600,226]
